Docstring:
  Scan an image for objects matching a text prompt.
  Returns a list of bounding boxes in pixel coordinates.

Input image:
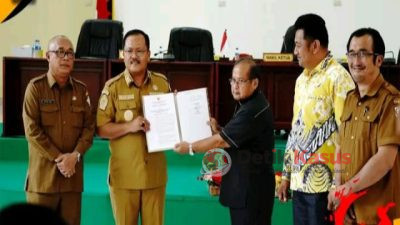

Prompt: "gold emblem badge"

[124,110,134,121]
[99,95,108,110]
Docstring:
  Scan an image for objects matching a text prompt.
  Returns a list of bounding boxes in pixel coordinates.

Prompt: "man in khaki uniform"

[328,28,400,224]
[22,35,95,225]
[97,29,170,225]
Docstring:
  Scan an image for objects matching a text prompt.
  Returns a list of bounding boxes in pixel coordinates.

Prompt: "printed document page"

[176,88,212,142]
[142,93,180,152]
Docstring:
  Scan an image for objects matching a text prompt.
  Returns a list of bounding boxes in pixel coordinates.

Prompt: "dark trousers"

[292,191,333,225]
[26,191,81,225]
[229,180,275,225]
[229,199,274,225]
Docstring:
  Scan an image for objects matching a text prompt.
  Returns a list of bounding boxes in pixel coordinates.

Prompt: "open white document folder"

[142,87,212,152]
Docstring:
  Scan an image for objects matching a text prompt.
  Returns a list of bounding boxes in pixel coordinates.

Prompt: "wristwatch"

[189,143,194,156]
[75,151,81,162]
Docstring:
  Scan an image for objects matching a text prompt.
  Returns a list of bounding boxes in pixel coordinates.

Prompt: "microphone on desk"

[153,50,175,61]
[384,51,396,65]
[154,49,168,57]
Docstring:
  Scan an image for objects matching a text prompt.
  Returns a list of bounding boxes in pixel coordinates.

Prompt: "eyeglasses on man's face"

[124,49,148,57]
[229,78,251,86]
[48,49,75,59]
[346,51,378,60]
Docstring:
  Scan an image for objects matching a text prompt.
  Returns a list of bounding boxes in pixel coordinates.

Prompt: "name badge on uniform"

[40,99,55,105]
[124,110,134,121]
[118,94,135,100]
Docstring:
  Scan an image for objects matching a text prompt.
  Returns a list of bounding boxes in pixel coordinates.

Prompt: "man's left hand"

[327,188,338,210]
[336,182,353,198]
[327,182,353,210]
[207,118,220,134]
[55,152,78,178]
[174,141,190,154]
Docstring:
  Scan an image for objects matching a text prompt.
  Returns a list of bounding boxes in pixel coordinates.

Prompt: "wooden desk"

[342,63,400,90]
[108,59,215,115]
[216,62,400,128]
[215,62,302,128]
[2,57,107,136]
[3,57,400,136]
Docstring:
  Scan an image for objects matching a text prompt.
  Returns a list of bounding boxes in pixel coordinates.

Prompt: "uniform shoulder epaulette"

[151,71,168,81]
[104,74,124,88]
[394,96,400,105]
[101,74,123,96]
[30,74,47,84]
[72,77,88,88]
[384,82,399,95]
[347,88,356,96]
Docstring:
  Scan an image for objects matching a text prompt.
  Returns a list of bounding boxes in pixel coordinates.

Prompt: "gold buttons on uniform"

[367,116,370,120]
[351,136,354,140]
[358,102,362,106]
[354,117,358,121]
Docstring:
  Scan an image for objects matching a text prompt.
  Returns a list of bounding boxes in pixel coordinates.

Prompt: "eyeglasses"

[124,49,148,57]
[346,51,378,60]
[229,78,251,86]
[48,49,75,59]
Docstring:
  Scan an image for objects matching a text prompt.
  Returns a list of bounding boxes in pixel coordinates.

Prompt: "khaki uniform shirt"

[97,70,170,189]
[339,74,400,224]
[22,73,95,193]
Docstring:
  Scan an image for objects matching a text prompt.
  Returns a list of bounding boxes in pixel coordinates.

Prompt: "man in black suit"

[174,58,275,225]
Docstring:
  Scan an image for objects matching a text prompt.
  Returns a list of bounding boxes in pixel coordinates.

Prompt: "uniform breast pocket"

[40,104,59,126]
[117,101,137,122]
[340,110,352,139]
[360,111,379,141]
[71,105,85,128]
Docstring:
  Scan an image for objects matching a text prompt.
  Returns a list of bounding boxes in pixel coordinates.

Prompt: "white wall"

[115,0,400,60]
[0,0,96,98]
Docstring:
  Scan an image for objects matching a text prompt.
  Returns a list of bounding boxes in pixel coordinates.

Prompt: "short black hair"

[123,29,150,50]
[346,27,385,61]
[249,64,261,80]
[294,13,329,48]
[234,58,260,80]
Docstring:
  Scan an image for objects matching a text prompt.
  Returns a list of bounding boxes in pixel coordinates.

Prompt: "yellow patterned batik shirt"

[282,54,355,193]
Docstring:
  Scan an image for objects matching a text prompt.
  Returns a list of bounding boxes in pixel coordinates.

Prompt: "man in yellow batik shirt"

[277,14,355,225]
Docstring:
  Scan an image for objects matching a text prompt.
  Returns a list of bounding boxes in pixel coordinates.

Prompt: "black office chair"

[280,25,297,62]
[75,19,123,59]
[281,25,296,53]
[397,49,400,65]
[167,27,214,62]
